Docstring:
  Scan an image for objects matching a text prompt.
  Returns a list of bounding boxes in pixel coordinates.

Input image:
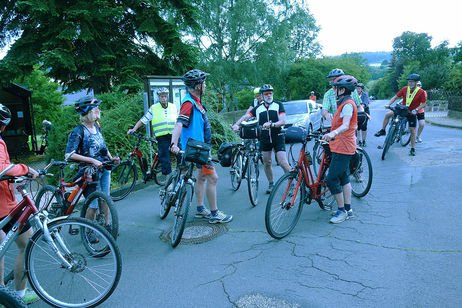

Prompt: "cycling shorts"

[260,132,286,153]
[417,112,425,121]
[196,162,215,175]
[357,112,368,131]
[406,114,417,128]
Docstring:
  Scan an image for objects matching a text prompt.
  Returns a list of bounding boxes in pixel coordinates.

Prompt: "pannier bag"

[185,138,211,165]
[394,104,409,117]
[285,126,306,144]
[218,142,234,167]
[349,150,361,174]
[239,119,259,139]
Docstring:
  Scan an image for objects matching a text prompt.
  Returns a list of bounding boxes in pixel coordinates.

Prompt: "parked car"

[282,99,322,134]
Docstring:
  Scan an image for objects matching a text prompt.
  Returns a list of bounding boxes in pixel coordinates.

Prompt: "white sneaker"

[330,210,348,224]
[416,137,423,143]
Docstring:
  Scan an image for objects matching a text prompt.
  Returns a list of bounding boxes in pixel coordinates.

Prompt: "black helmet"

[327,68,345,78]
[75,95,101,115]
[406,73,421,81]
[0,104,12,126]
[259,84,274,93]
[332,75,358,92]
[356,83,365,89]
[181,69,210,88]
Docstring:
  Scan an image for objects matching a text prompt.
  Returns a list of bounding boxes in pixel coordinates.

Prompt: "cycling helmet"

[327,68,345,78]
[181,69,210,88]
[253,87,261,95]
[356,83,365,89]
[311,91,315,94]
[75,95,101,115]
[259,84,274,93]
[0,104,12,126]
[406,73,421,81]
[417,81,422,87]
[332,75,358,92]
[157,87,169,95]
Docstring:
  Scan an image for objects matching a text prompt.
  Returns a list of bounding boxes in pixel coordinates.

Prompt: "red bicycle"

[265,132,335,239]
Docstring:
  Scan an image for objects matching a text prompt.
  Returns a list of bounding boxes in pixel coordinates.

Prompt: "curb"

[425,118,462,130]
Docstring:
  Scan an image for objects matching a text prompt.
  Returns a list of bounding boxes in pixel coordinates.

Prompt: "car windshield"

[283,102,308,115]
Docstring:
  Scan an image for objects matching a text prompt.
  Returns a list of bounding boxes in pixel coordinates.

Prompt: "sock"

[211,209,218,216]
[269,182,274,186]
[338,207,346,212]
[344,204,351,211]
[197,205,205,212]
[16,289,26,298]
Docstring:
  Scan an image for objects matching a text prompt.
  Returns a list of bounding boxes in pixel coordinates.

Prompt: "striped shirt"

[322,88,362,114]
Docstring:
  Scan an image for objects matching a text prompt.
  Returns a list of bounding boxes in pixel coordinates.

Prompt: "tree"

[0,0,199,93]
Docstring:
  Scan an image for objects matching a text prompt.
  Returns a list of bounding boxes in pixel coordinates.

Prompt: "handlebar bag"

[239,119,260,139]
[185,138,211,165]
[395,104,409,117]
[285,126,306,144]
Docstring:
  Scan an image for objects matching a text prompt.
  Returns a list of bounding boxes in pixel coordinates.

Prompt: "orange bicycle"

[265,131,335,239]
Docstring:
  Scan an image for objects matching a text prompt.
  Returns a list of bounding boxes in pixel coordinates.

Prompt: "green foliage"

[445,65,462,90]
[234,89,254,110]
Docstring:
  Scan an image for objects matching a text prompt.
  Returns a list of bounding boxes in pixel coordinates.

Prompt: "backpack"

[217,142,234,167]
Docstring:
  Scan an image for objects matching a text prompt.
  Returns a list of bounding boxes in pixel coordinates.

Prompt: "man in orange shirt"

[0,104,40,304]
[309,91,317,101]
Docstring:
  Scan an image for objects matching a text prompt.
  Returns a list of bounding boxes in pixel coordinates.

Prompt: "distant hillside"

[357,51,392,65]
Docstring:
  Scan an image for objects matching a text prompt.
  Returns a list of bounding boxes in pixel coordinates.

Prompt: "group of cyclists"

[0,65,428,304]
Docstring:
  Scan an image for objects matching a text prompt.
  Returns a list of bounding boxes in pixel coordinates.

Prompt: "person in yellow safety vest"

[127,87,178,178]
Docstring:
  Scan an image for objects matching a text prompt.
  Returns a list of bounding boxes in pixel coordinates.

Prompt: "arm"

[127,119,145,135]
[323,115,352,141]
[386,95,399,108]
[232,113,252,132]
[272,113,286,128]
[170,122,183,154]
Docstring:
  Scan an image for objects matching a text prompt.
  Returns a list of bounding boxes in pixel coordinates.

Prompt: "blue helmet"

[75,95,101,115]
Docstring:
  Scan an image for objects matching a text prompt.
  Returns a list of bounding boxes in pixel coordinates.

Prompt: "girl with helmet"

[322,75,358,224]
[65,96,120,238]
[170,69,232,224]
[0,103,40,304]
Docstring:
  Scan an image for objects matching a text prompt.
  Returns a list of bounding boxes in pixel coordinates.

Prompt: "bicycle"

[110,132,176,201]
[0,285,26,308]
[229,139,260,207]
[0,166,122,307]
[265,132,335,239]
[34,157,119,239]
[380,104,411,160]
[159,151,216,247]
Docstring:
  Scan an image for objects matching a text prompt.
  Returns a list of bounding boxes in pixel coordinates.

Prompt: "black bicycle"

[381,104,411,160]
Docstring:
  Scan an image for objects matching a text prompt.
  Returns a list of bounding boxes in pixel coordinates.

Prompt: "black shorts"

[1,212,32,235]
[417,112,425,121]
[357,112,368,131]
[406,114,417,128]
[260,132,286,153]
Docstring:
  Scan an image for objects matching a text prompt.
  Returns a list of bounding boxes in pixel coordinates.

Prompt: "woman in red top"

[322,76,358,224]
[0,104,40,304]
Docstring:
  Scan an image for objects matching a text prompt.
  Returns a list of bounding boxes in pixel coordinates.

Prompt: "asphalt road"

[31,99,462,307]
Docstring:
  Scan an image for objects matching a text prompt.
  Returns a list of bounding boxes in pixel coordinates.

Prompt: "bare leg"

[275,151,291,173]
[343,183,352,205]
[333,192,345,210]
[410,127,417,148]
[195,169,206,207]
[85,207,97,221]
[262,151,273,183]
[382,111,393,130]
[14,228,33,291]
[205,171,218,211]
[417,119,425,137]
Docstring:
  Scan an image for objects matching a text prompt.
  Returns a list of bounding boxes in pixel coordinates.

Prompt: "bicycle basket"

[394,104,409,117]
[285,126,306,143]
[239,119,259,139]
[185,139,211,165]
[349,151,361,174]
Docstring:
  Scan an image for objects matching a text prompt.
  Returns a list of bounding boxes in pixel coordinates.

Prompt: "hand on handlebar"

[27,167,39,179]
[231,124,239,133]
[324,113,333,122]
[322,132,336,142]
[111,156,121,164]
[170,144,180,155]
[127,128,136,135]
[262,122,271,129]
[410,109,417,115]
[385,105,391,109]
[90,158,103,168]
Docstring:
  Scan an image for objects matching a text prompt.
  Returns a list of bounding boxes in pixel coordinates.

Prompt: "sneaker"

[22,288,40,304]
[409,148,416,156]
[195,208,211,219]
[209,210,233,223]
[374,129,386,137]
[416,137,423,143]
[86,230,99,244]
[266,183,274,194]
[330,210,348,224]
[347,209,354,218]
[362,140,367,147]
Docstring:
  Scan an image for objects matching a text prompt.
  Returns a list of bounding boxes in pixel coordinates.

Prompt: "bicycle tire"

[230,151,243,191]
[315,164,335,210]
[171,183,193,247]
[35,185,65,218]
[80,191,119,239]
[381,124,396,160]
[265,171,304,239]
[399,120,411,147]
[287,144,299,167]
[24,217,122,308]
[110,160,137,201]
[152,158,165,186]
[0,285,26,308]
[350,148,373,198]
[159,171,177,219]
[247,156,259,207]
[312,141,324,176]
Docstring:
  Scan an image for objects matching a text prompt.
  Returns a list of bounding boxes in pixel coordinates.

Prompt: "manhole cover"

[160,220,228,245]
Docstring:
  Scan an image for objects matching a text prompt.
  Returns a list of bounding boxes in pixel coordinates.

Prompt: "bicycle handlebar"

[130,132,157,143]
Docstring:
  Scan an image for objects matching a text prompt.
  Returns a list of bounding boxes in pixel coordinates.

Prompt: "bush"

[234,89,254,110]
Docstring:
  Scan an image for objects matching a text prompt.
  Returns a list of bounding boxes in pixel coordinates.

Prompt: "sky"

[306,0,462,56]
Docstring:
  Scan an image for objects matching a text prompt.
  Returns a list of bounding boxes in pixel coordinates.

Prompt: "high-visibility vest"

[405,87,419,107]
[151,102,177,137]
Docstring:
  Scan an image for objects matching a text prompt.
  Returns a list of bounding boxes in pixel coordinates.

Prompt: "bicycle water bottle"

[305,152,313,165]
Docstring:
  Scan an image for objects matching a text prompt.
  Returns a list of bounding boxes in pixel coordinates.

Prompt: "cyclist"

[322,68,363,122]
[232,84,291,194]
[170,69,232,223]
[416,81,427,143]
[374,73,426,156]
[65,96,120,240]
[0,104,40,304]
[321,76,358,224]
[356,83,371,147]
[127,87,179,181]
[309,91,317,101]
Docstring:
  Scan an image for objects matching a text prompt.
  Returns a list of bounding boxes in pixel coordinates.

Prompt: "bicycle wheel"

[399,120,411,147]
[28,178,45,201]
[80,191,119,239]
[110,160,137,201]
[381,124,396,160]
[316,164,335,210]
[230,151,243,191]
[25,217,122,308]
[153,158,166,186]
[159,171,177,219]
[312,141,324,176]
[0,285,26,308]
[35,185,64,218]
[171,183,193,247]
[265,171,304,239]
[247,156,259,207]
[287,144,299,167]
[350,148,373,198]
